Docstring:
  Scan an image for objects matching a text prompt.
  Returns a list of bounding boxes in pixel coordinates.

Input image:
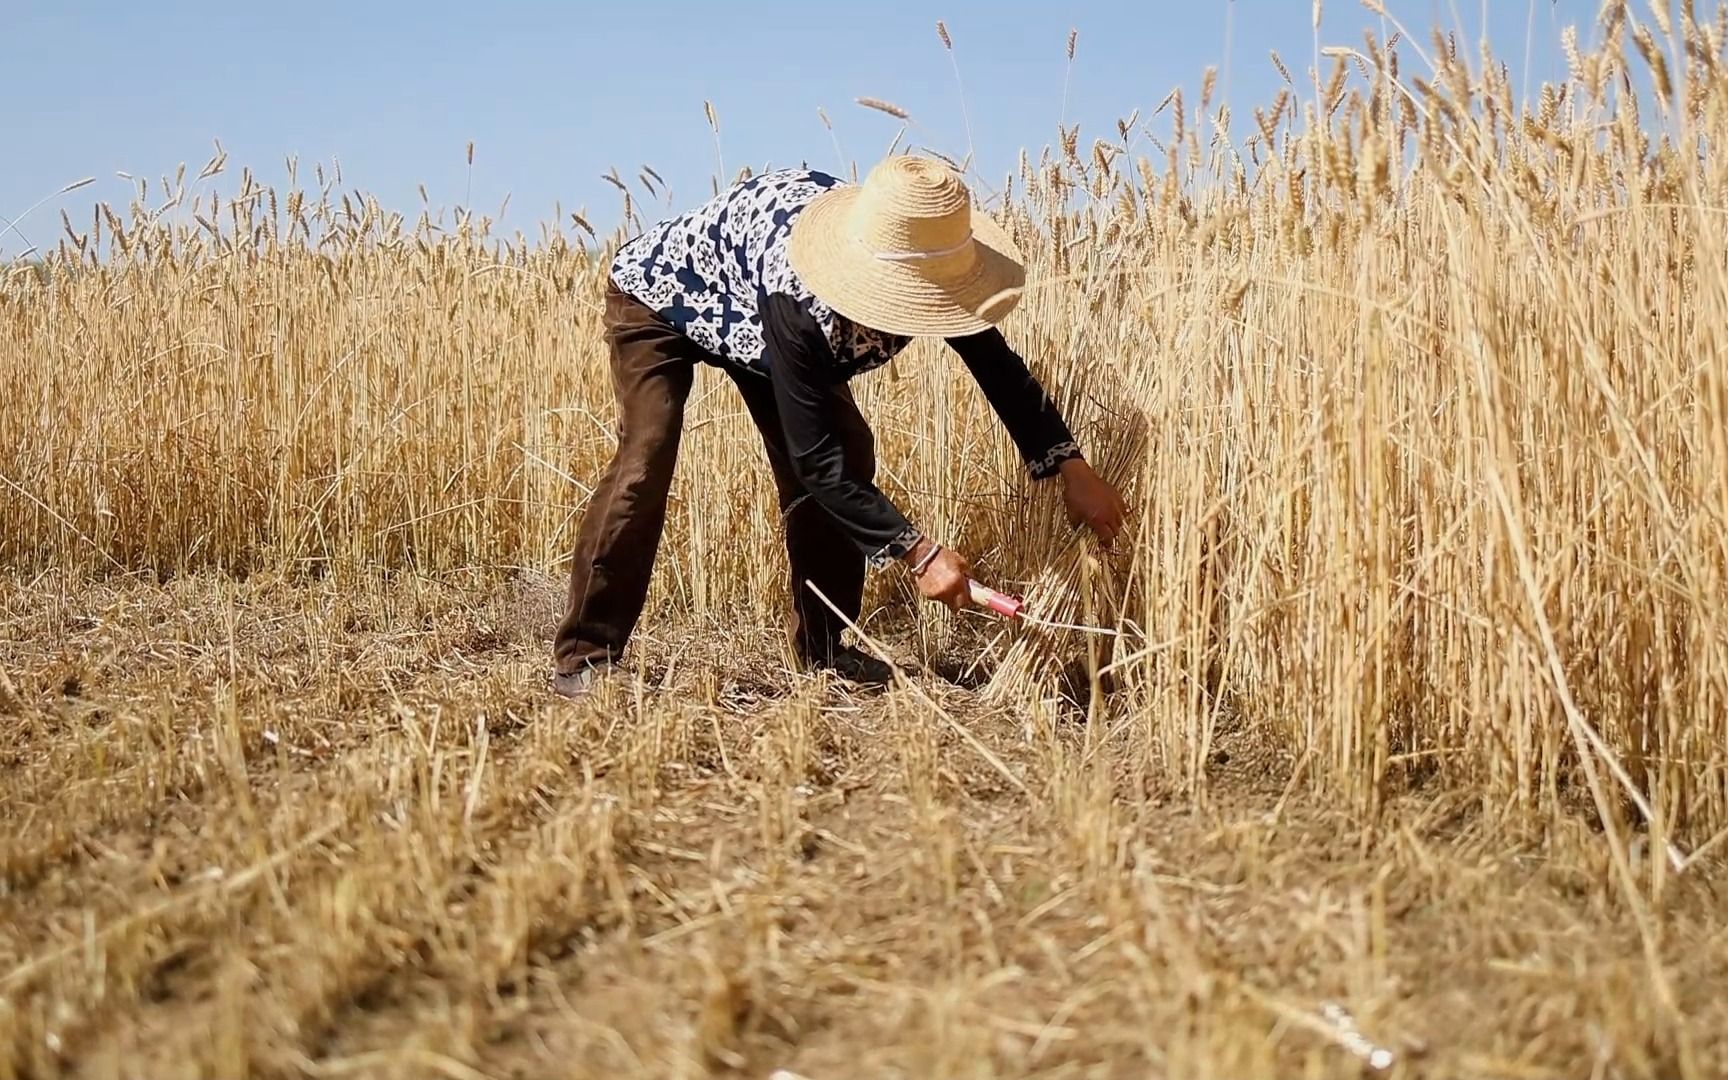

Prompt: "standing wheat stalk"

[705,100,724,189]
[937,20,976,172]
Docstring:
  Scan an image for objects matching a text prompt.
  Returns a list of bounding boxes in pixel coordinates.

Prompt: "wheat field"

[4,6,1728,1078]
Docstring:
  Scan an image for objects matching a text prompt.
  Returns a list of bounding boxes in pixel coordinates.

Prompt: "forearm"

[946,329,1083,478]
[787,443,922,567]
[762,292,923,567]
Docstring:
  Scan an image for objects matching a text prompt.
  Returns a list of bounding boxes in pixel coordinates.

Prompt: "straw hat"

[788,155,1025,337]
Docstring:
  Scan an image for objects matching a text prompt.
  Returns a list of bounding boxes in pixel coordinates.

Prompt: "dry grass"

[4,6,1728,1077]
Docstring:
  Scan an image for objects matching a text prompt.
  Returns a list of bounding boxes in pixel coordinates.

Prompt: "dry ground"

[2,570,1725,1080]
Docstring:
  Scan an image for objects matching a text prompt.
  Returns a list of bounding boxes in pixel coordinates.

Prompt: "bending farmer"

[552,156,1127,696]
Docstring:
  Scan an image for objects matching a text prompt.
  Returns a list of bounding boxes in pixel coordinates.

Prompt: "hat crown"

[850,156,974,260]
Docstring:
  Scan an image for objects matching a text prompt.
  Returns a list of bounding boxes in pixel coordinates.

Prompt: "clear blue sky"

[4,1,1601,258]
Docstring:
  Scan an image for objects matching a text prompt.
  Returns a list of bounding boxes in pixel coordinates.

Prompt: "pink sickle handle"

[966,579,1024,620]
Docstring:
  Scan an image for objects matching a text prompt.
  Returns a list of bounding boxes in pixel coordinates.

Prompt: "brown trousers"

[552,284,874,674]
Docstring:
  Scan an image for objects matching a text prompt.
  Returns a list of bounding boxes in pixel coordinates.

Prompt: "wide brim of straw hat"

[787,186,1026,338]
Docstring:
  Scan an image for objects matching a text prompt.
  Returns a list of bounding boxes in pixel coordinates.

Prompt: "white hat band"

[869,233,974,263]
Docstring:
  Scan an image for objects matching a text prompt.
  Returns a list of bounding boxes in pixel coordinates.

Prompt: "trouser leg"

[552,286,701,673]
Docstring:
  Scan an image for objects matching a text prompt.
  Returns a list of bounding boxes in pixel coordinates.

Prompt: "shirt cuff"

[1028,440,1083,480]
[867,526,923,570]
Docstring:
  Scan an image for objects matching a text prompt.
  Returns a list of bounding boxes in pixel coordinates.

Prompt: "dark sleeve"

[761,293,922,568]
[945,328,1083,479]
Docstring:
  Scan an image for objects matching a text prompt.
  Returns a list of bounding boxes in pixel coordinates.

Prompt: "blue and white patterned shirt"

[610,169,912,379]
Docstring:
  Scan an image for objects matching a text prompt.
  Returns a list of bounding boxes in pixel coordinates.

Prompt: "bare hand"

[1060,458,1129,547]
[904,538,972,610]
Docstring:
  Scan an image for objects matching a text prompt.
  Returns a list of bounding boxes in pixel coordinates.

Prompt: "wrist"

[1058,457,1092,480]
[904,537,942,575]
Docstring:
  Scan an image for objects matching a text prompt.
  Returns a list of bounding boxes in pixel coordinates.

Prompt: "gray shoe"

[550,663,612,700]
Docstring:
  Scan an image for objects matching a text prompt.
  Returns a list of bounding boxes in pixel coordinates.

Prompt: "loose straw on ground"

[805,581,1031,800]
